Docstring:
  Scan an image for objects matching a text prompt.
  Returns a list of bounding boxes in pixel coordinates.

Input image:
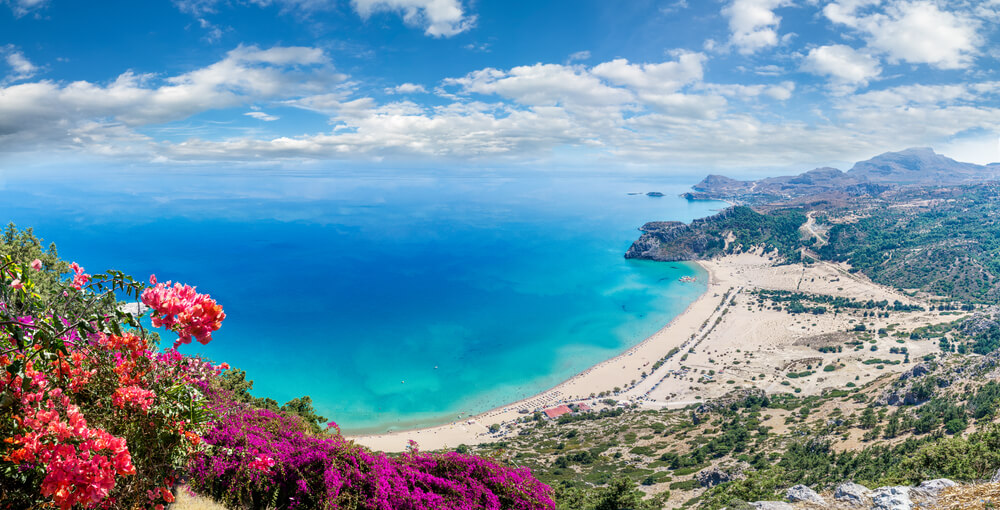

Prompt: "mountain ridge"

[686,148,1000,204]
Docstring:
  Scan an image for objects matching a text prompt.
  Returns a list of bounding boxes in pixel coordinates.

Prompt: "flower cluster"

[141,275,226,348]
[190,408,555,510]
[112,385,156,413]
[1,259,218,509]
[4,387,136,510]
[69,262,90,290]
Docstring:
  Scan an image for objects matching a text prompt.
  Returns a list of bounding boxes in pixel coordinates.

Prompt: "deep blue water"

[0,169,722,432]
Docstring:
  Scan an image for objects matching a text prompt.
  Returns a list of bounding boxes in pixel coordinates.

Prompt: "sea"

[0,168,724,433]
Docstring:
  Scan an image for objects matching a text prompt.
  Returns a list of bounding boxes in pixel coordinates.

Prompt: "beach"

[351,251,955,452]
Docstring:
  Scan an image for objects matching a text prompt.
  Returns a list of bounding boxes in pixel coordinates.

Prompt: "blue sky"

[1,0,999,174]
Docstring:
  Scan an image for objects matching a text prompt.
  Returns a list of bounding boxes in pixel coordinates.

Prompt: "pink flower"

[30,259,42,271]
[69,262,90,290]
[112,385,156,413]
[141,278,225,348]
[10,279,24,290]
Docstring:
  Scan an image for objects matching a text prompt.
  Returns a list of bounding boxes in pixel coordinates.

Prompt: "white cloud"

[3,40,998,171]
[445,64,634,109]
[765,81,795,100]
[591,52,705,93]
[722,0,793,54]
[352,0,474,37]
[568,51,591,62]
[702,81,795,100]
[824,0,981,69]
[385,83,428,94]
[0,45,341,150]
[173,0,335,16]
[802,44,881,87]
[3,0,48,17]
[245,111,279,121]
[3,46,38,82]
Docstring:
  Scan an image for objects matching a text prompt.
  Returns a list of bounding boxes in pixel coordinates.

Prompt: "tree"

[594,477,646,510]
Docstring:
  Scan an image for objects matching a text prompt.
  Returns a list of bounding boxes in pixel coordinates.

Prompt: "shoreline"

[350,260,722,451]
[351,251,945,452]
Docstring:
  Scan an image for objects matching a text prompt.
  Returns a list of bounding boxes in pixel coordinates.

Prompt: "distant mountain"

[686,148,1000,204]
[847,147,998,185]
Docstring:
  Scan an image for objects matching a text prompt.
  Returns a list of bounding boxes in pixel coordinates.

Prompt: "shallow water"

[0,168,723,433]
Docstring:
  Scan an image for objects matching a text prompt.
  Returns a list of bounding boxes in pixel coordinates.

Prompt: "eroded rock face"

[871,486,912,510]
[833,482,872,506]
[624,221,713,261]
[785,484,825,505]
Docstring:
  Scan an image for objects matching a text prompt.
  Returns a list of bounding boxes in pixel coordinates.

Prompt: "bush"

[190,409,554,509]
[0,255,218,509]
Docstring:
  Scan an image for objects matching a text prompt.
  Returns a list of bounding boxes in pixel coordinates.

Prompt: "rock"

[696,464,747,488]
[833,482,872,505]
[871,486,912,510]
[750,502,795,510]
[898,363,931,381]
[992,468,1000,483]
[913,478,957,497]
[785,484,825,505]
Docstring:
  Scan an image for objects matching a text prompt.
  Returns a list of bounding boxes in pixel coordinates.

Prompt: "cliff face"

[624,220,718,261]
[625,206,807,262]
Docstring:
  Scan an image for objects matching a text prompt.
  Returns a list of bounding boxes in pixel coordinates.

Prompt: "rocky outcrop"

[786,485,825,505]
[876,363,940,406]
[870,486,912,510]
[912,479,957,497]
[696,464,748,488]
[625,220,718,261]
[743,479,959,509]
[833,482,872,506]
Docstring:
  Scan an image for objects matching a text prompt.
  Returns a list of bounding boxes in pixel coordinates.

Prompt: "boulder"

[785,484,825,505]
[833,482,872,505]
[871,486,912,510]
[913,478,957,497]
[992,468,1000,483]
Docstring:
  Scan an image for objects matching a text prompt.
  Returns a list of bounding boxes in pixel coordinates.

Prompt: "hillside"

[460,326,1000,509]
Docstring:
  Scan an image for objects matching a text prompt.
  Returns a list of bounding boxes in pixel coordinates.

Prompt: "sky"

[1,0,999,175]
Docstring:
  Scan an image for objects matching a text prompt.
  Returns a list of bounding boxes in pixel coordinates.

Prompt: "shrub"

[0,256,219,509]
[189,409,554,509]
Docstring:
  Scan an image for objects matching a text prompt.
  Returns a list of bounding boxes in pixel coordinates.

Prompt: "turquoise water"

[0,169,722,433]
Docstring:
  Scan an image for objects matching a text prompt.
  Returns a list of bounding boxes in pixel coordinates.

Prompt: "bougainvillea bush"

[189,408,555,510]
[0,252,223,509]
[0,227,554,510]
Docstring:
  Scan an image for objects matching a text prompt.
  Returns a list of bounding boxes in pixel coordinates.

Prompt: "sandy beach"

[351,252,956,452]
